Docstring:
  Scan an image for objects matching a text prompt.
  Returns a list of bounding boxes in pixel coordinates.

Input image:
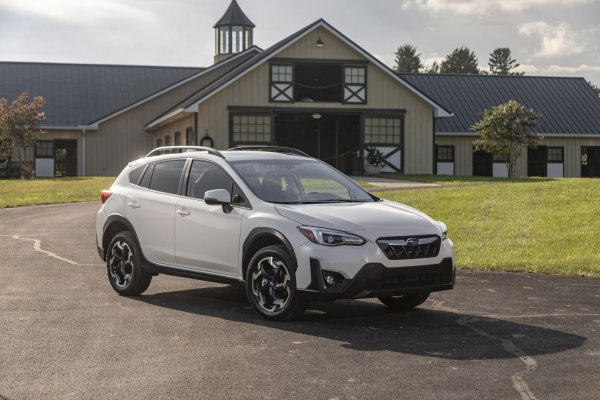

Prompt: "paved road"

[0,202,599,400]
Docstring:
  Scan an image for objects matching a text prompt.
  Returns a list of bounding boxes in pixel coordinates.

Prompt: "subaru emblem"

[406,238,419,247]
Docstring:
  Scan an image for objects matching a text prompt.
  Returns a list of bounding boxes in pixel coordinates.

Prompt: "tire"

[106,231,152,296]
[378,292,430,311]
[245,245,305,321]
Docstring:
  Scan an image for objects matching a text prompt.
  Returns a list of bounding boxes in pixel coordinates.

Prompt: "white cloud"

[404,0,592,15]
[518,21,584,58]
[516,64,540,73]
[545,64,600,73]
[0,0,156,25]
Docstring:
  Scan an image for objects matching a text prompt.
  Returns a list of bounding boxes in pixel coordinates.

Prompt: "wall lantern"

[316,37,325,47]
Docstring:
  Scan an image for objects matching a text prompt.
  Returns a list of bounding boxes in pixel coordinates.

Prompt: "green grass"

[378,177,600,277]
[372,173,551,186]
[2,175,598,277]
[0,177,115,208]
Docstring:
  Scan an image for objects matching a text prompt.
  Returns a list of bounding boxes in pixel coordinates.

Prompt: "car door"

[175,160,248,276]
[126,159,186,266]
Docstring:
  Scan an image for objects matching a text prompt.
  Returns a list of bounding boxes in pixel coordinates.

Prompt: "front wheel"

[106,231,152,296]
[378,293,430,311]
[245,245,305,321]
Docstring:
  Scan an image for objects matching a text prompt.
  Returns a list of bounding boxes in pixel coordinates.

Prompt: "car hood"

[275,201,440,236]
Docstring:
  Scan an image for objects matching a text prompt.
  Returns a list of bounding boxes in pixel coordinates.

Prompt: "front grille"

[377,235,441,260]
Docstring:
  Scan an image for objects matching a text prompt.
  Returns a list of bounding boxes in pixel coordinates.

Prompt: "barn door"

[363,115,403,172]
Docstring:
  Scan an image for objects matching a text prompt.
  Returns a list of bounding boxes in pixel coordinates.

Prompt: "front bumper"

[300,257,455,301]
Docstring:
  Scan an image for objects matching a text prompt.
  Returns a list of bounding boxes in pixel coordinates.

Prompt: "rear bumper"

[300,257,455,301]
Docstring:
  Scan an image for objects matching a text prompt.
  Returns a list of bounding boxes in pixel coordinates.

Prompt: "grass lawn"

[1,174,598,277]
[378,176,600,277]
[0,177,115,208]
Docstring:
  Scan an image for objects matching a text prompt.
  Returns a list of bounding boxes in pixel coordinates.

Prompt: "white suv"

[96,146,455,320]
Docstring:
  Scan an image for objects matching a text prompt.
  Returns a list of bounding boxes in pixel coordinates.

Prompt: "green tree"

[472,100,540,177]
[488,48,523,75]
[394,44,424,73]
[589,81,600,97]
[440,47,480,74]
[423,60,440,74]
[0,93,46,178]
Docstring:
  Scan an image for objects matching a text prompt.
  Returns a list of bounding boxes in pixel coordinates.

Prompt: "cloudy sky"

[0,0,599,83]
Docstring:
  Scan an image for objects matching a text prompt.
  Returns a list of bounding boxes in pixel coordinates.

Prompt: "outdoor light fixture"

[312,113,322,119]
[316,37,325,47]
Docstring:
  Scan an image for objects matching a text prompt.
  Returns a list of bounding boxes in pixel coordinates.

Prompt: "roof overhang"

[182,20,452,118]
[145,108,193,132]
[39,125,98,131]
[435,132,600,138]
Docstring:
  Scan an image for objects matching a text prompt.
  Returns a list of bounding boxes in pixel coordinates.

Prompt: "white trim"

[184,20,452,117]
[436,132,600,138]
[145,108,190,130]
[82,46,262,128]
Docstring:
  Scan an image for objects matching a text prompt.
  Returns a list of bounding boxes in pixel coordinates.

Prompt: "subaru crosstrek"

[96,146,455,320]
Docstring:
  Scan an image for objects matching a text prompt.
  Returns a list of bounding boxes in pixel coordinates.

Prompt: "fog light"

[322,271,343,288]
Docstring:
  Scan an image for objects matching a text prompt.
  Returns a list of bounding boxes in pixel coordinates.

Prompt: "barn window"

[232,114,272,144]
[344,66,366,103]
[364,117,402,145]
[270,65,294,102]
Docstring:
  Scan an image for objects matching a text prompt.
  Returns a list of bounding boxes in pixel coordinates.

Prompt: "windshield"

[230,159,374,204]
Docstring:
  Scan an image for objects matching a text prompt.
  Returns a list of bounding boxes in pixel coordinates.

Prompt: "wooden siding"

[83,53,255,176]
[153,114,196,146]
[198,28,436,174]
[436,135,600,177]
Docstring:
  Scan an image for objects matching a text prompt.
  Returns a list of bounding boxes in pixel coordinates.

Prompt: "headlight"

[297,226,366,246]
[437,221,448,240]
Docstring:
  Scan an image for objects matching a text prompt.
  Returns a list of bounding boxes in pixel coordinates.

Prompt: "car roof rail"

[227,146,310,157]
[146,146,225,159]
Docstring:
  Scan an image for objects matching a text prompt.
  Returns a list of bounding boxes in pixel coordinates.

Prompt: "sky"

[0,0,599,83]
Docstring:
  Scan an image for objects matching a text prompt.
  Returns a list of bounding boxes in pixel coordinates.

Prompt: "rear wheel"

[245,245,305,321]
[106,231,152,296]
[378,293,430,311]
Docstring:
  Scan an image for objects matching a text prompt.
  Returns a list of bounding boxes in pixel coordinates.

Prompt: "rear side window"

[129,165,145,185]
[186,161,233,200]
[148,160,186,195]
[139,164,154,188]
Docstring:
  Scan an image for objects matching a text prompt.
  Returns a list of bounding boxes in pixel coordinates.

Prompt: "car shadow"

[133,284,585,360]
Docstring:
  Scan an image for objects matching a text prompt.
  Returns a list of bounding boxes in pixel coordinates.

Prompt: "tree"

[589,81,600,97]
[394,44,424,73]
[488,48,523,76]
[440,47,480,74]
[423,60,440,74]
[472,100,540,177]
[0,93,46,178]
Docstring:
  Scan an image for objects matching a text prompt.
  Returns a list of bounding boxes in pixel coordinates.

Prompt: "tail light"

[101,190,112,204]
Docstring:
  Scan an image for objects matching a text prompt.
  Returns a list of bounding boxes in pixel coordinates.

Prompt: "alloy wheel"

[108,241,134,289]
[250,256,292,313]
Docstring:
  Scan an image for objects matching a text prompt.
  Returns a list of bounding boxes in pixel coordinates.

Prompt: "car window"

[148,160,186,195]
[139,164,154,188]
[129,165,146,185]
[186,161,233,200]
[230,159,373,204]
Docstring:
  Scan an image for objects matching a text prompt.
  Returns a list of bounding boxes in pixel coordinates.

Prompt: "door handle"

[128,201,140,209]
[176,209,190,216]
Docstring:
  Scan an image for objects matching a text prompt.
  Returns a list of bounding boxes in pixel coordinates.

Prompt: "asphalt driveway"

[0,202,599,400]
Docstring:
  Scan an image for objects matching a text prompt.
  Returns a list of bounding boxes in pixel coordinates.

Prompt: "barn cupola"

[214,0,255,64]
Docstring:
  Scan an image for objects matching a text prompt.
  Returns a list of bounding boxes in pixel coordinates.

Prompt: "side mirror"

[204,189,231,206]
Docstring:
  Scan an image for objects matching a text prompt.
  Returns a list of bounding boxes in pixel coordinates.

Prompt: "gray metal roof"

[0,62,203,127]
[399,73,600,135]
[214,0,255,28]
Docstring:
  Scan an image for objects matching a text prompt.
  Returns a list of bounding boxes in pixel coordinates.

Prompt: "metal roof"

[214,0,255,28]
[399,73,600,135]
[0,62,203,127]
